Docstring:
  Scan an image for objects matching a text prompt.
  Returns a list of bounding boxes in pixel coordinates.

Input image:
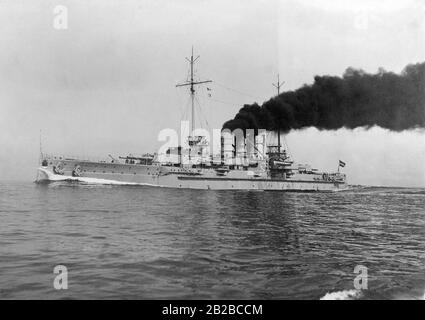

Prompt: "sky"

[0,0,424,186]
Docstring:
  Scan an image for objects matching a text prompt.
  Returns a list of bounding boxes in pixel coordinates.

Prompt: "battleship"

[36,50,347,191]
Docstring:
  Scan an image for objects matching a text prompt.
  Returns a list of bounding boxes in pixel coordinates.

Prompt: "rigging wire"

[214,81,263,101]
[194,95,210,130]
[176,86,190,123]
[207,97,238,106]
[180,95,192,124]
[196,103,205,131]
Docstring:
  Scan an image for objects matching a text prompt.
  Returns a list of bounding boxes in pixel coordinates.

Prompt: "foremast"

[176,47,212,134]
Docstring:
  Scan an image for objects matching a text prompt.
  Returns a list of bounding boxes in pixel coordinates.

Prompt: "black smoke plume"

[222,63,425,133]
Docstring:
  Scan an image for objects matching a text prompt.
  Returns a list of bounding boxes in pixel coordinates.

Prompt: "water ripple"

[0,182,424,299]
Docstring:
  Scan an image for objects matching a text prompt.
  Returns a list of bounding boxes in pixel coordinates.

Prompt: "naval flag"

[339,160,346,168]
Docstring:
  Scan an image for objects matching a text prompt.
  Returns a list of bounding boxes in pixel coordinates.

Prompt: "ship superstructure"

[36,50,347,191]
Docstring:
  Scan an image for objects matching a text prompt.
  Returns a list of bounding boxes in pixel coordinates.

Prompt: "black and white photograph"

[0,0,424,306]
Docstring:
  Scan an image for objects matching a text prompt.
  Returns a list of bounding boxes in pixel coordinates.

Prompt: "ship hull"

[36,159,347,192]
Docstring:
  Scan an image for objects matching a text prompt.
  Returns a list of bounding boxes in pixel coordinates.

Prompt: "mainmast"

[272,74,285,154]
[272,74,284,96]
[176,47,212,133]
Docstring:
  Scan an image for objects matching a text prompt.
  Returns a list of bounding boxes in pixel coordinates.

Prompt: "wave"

[347,185,425,195]
[320,289,362,300]
[35,168,158,187]
[321,288,425,300]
